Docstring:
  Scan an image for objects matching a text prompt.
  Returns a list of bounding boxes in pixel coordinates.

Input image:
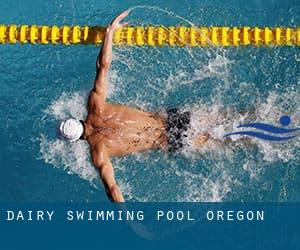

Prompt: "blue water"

[0,0,299,202]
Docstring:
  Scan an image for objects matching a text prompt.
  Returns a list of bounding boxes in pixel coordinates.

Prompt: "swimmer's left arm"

[93,11,129,100]
[92,143,125,202]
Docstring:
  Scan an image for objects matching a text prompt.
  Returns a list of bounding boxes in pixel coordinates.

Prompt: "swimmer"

[58,11,210,202]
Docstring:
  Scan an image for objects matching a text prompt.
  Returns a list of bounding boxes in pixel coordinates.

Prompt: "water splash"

[39,134,97,184]
[37,6,300,202]
[39,89,300,202]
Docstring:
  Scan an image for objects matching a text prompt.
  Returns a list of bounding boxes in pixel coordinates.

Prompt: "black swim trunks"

[166,108,191,153]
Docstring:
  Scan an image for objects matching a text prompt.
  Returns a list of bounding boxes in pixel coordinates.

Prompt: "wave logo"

[224,116,300,141]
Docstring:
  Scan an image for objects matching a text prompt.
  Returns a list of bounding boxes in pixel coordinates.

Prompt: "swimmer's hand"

[107,10,129,33]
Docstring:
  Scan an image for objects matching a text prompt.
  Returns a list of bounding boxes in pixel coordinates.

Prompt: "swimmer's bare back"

[86,102,168,156]
[81,11,168,202]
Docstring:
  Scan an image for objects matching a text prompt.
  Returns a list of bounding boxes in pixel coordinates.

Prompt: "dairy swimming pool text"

[1,209,264,222]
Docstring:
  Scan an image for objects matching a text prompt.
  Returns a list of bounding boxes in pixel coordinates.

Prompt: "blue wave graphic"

[237,123,300,134]
[224,131,297,141]
[224,116,299,141]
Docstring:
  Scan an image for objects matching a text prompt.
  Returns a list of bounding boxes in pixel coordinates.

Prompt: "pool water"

[0,0,299,202]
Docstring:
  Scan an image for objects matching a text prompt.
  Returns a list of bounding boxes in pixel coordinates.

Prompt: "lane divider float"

[0,25,299,46]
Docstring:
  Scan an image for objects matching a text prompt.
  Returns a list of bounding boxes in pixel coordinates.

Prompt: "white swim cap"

[58,118,84,142]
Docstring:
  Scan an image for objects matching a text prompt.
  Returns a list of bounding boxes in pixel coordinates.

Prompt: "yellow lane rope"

[0,25,299,46]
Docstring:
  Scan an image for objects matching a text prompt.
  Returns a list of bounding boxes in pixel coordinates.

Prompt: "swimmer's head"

[57,118,84,142]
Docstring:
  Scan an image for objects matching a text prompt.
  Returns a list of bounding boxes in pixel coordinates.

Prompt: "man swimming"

[58,11,210,202]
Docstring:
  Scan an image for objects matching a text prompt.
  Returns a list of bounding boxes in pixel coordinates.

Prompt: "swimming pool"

[0,0,299,202]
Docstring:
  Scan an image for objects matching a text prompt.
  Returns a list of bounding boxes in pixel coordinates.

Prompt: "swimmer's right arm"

[92,143,125,202]
[93,11,129,100]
